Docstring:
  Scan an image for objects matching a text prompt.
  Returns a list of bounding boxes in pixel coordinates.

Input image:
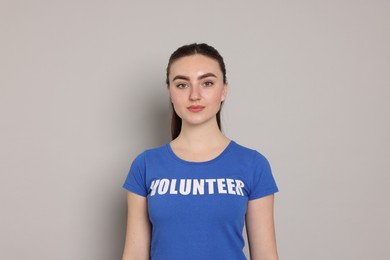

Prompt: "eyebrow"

[172,73,217,82]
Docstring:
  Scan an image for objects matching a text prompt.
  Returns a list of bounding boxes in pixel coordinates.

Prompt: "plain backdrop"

[1,0,389,259]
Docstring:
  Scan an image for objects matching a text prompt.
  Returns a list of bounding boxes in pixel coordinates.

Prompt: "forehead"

[169,54,222,78]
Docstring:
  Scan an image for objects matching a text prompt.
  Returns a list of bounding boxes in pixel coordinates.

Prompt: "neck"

[174,118,228,149]
[175,119,227,147]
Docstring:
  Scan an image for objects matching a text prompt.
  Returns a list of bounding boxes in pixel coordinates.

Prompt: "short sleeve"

[248,152,279,200]
[122,151,148,197]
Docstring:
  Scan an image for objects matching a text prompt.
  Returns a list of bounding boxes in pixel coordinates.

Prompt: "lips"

[187,105,205,112]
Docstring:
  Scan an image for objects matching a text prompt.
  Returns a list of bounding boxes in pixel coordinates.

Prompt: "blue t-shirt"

[123,140,279,260]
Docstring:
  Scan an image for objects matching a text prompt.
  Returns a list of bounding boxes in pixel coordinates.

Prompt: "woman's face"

[167,54,227,127]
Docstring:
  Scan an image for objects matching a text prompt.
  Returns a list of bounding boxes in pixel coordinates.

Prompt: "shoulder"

[231,141,269,165]
[233,142,278,199]
[132,143,169,163]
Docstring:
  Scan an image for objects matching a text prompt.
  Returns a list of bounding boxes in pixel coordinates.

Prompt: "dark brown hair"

[166,43,227,140]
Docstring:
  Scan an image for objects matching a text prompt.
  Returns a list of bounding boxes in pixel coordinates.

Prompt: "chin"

[182,116,217,126]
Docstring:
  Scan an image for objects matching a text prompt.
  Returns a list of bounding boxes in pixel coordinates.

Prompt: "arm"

[245,194,279,260]
[122,191,151,260]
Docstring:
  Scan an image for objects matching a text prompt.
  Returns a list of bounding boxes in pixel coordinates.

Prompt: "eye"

[203,81,214,87]
[176,83,188,89]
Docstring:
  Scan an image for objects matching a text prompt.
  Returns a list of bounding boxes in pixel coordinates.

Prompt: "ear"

[166,84,171,94]
[221,81,228,102]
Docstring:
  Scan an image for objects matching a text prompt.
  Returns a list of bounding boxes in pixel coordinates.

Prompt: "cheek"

[169,93,186,114]
[205,90,225,103]
[170,94,183,105]
[168,89,180,103]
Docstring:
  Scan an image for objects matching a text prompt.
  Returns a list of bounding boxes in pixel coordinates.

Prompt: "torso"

[122,140,279,260]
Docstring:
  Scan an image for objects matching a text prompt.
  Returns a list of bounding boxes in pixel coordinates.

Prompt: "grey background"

[1,0,389,259]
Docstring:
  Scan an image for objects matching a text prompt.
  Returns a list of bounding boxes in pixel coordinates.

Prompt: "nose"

[189,86,201,101]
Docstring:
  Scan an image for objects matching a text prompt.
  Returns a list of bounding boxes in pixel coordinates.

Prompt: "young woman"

[122,43,279,260]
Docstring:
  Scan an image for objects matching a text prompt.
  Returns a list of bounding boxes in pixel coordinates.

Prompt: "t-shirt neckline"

[165,140,235,166]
